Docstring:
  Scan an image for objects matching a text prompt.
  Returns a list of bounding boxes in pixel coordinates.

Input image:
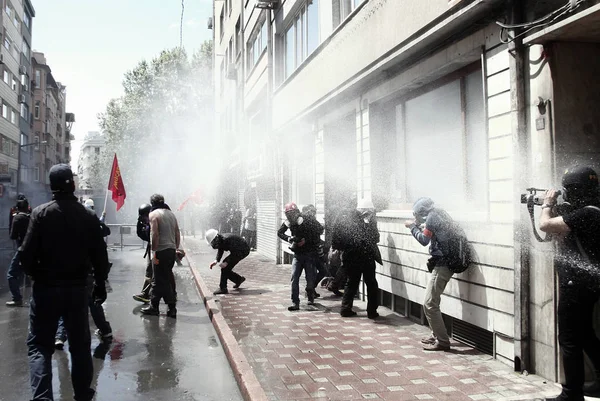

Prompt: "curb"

[184,251,269,401]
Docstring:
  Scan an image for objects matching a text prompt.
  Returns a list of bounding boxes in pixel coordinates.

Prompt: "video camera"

[520,187,573,242]
[520,188,561,206]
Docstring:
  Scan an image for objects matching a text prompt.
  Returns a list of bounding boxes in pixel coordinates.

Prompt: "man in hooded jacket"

[20,164,110,401]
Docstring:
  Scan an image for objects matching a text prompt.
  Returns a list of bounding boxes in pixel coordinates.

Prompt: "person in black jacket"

[5,198,30,306]
[133,203,153,303]
[205,229,250,294]
[278,202,324,311]
[332,198,381,319]
[19,164,110,401]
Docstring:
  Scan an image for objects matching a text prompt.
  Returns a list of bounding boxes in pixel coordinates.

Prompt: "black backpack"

[438,223,473,274]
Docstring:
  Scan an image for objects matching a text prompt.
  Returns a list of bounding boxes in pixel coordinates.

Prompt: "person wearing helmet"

[539,166,600,401]
[331,198,381,319]
[278,202,324,311]
[133,203,153,303]
[141,194,180,318]
[205,228,250,294]
[404,197,457,351]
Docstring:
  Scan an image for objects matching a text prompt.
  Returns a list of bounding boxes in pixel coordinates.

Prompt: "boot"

[141,304,159,316]
[166,305,177,319]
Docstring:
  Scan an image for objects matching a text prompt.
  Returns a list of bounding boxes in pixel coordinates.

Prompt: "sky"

[32,0,214,169]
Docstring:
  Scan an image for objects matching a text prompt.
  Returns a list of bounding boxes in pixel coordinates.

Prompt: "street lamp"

[16,140,48,196]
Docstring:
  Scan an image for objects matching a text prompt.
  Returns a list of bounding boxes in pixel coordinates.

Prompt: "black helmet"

[139,203,152,216]
[562,166,599,205]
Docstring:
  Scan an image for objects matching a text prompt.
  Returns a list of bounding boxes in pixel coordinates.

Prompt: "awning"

[524,3,600,45]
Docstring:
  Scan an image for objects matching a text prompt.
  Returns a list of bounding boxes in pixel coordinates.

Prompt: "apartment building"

[214,0,600,382]
[77,131,105,191]
[28,51,72,204]
[0,0,34,224]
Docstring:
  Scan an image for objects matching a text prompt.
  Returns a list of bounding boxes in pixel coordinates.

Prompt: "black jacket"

[10,212,30,247]
[215,233,250,261]
[332,210,382,265]
[278,214,324,255]
[19,193,110,286]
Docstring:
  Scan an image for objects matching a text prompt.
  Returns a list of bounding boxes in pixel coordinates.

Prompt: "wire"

[497,0,587,44]
[180,0,185,49]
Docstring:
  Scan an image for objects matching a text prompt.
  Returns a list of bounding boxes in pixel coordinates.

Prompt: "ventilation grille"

[452,319,494,356]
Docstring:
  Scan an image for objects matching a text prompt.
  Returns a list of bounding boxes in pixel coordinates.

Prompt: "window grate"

[451,318,494,356]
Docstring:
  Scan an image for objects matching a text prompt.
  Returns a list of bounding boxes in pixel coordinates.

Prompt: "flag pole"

[103,189,110,216]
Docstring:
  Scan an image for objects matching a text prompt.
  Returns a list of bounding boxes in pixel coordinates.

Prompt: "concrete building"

[0,0,35,224]
[26,51,72,205]
[214,0,600,383]
[77,131,105,191]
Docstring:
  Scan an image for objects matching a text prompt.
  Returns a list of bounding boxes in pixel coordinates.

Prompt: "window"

[284,0,320,79]
[392,68,487,210]
[2,103,8,119]
[20,103,28,120]
[35,70,41,88]
[247,21,267,72]
[333,0,358,29]
[20,133,27,146]
[3,32,10,52]
[95,147,100,155]
[22,41,30,59]
[34,101,40,119]
[34,165,39,182]
[4,2,12,18]
[3,69,9,85]
[24,12,31,29]
[219,8,224,42]
[11,109,17,124]
[12,76,18,92]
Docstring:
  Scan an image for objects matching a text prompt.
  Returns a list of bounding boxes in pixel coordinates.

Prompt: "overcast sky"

[32,0,213,168]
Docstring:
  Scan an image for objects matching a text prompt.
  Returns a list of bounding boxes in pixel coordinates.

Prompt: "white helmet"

[205,229,219,246]
[84,199,95,209]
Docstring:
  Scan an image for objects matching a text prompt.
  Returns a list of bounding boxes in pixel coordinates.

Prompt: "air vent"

[452,318,494,356]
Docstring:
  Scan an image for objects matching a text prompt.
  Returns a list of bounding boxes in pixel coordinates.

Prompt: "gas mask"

[359,209,375,223]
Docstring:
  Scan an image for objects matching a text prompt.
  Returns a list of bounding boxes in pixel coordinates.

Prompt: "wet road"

[0,248,243,401]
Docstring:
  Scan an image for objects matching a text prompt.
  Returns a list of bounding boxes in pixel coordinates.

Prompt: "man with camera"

[538,165,600,401]
[278,202,323,311]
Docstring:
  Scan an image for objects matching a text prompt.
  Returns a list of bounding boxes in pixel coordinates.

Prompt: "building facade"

[26,51,72,206]
[0,0,35,224]
[76,131,105,191]
[214,0,600,382]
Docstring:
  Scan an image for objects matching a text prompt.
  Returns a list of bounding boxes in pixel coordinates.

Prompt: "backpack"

[438,224,473,274]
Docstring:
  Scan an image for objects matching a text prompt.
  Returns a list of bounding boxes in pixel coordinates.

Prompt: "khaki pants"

[423,265,453,347]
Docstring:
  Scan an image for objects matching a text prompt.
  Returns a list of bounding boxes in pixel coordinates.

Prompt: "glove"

[92,283,107,305]
[288,236,297,244]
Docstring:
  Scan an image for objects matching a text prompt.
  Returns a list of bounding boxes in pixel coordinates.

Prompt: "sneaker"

[54,339,65,350]
[584,381,600,397]
[140,305,160,316]
[420,335,436,345]
[6,300,23,307]
[166,307,177,319]
[94,329,113,342]
[367,312,380,319]
[423,341,450,351]
[340,309,357,317]
[133,293,150,304]
[213,288,228,295]
[287,304,300,311]
[233,277,246,289]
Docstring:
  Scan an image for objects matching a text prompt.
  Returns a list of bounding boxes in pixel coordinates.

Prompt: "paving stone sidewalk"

[184,237,572,401]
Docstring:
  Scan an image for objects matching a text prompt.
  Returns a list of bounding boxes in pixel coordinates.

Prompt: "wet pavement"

[0,248,243,401]
[184,237,600,401]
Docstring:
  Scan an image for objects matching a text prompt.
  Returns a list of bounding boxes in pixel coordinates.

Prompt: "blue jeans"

[291,253,317,305]
[56,278,112,341]
[28,284,94,401]
[7,250,23,302]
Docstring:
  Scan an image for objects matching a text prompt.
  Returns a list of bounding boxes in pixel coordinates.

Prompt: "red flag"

[108,154,126,211]
[177,187,203,211]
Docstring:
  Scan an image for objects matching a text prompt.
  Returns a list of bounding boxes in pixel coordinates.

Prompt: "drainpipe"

[265,8,281,263]
[509,0,530,374]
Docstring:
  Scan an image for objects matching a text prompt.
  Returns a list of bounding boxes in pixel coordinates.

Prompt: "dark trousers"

[7,250,24,301]
[315,259,326,288]
[328,264,348,291]
[142,256,176,297]
[244,229,257,249]
[28,283,94,401]
[341,256,379,314]
[219,250,250,289]
[150,249,177,307]
[557,277,600,399]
